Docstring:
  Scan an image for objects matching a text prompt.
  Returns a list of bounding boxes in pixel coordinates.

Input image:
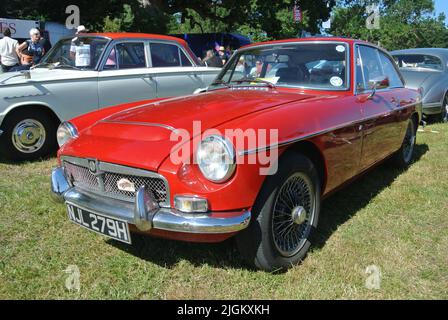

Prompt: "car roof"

[240,37,374,49]
[79,32,188,46]
[391,48,448,59]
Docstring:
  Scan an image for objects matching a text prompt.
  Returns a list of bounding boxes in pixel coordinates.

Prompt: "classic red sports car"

[51,37,421,271]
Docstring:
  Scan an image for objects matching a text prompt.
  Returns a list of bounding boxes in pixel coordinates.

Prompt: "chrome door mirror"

[367,76,389,99]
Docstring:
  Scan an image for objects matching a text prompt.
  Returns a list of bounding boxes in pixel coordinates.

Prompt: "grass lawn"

[0,122,447,299]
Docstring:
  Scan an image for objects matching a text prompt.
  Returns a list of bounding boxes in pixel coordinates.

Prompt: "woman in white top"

[0,28,19,72]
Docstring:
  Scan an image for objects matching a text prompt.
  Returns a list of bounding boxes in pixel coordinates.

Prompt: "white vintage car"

[0,33,221,160]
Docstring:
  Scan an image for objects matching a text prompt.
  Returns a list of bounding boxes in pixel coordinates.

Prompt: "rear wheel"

[235,152,321,271]
[0,110,58,161]
[391,118,417,168]
[441,94,448,123]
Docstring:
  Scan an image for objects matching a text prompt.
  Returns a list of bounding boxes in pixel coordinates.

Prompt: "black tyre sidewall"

[392,118,416,168]
[0,110,57,161]
[236,151,321,271]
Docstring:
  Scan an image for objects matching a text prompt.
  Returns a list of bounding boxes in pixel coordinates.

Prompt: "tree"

[330,0,448,50]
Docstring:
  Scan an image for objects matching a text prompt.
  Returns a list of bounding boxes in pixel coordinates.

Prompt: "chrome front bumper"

[51,167,251,234]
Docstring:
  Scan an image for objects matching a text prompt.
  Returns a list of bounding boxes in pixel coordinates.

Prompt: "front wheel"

[235,152,321,271]
[0,110,57,161]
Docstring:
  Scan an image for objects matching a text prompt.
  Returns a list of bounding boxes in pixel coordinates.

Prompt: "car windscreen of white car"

[37,36,110,70]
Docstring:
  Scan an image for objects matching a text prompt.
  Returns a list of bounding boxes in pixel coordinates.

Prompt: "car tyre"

[0,110,57,161]
[391,118,417,168]
[440,94,448,123]
[235,152,321,271]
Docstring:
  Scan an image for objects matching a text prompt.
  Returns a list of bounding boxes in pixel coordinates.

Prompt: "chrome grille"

[62,157,168,204]
[103,172,167,202]
[64,161,98,190]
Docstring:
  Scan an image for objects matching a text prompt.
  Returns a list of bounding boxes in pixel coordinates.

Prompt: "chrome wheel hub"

[12,119,46,154]
[291,206,307,225]
[271,173,316,257]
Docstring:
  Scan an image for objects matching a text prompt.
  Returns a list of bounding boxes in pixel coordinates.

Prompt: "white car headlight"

[196,135,236,183]
[57,122,78,147]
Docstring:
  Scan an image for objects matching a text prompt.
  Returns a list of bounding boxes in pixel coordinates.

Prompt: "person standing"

[0,28,20,72]
[203,49,223,68]
[39,29,52,55]
[16,28,45,68]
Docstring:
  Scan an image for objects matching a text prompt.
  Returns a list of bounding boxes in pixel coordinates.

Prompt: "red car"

[51,37,421,271]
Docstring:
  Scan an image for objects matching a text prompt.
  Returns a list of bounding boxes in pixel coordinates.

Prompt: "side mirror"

[366,76,389,99]
[368,76,389,90]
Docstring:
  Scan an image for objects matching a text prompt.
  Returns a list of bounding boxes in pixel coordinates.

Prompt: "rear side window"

[150,43,192,67]
[393,54,443,71]
[116,42,146,69]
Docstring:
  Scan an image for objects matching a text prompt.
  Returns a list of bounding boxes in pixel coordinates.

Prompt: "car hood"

[62,89,316,171]
[400,69,443,90]
[0,67,95,85]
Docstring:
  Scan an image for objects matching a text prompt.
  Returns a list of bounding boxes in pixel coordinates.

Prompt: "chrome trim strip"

[99,120,177,132]
[51,167,251,234]
[239,102,417,156]
[60,156,171,207]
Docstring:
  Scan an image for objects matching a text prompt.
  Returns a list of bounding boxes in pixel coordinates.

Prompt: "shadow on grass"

[0,152,57,165]
[312,143,429,250]
[108,144,429,270]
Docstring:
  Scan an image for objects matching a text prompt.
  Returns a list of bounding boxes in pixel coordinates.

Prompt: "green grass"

[0,123,447,299]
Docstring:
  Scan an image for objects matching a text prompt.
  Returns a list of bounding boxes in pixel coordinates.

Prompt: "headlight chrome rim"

[57,121,78,147]
[196,135,236,183]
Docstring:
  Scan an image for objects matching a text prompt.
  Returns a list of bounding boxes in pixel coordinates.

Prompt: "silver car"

[391,48,448,122]
[0,33,221,161]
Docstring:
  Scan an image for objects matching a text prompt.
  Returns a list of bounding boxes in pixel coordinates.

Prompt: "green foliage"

[330,0,448,50]
[102,4,134,32]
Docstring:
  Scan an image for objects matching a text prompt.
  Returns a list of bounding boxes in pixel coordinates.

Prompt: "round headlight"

[196,135,236,183]
[57,122,78,147]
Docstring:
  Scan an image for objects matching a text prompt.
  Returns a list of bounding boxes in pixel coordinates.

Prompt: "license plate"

[66,203,131,244]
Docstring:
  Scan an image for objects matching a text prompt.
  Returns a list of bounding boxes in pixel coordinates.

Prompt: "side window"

[180,50,192,67]
[355,47,366,91]
[150,43,181,67]
[378,51,404,88]
[114,42,146,69]
[358,46,385,90]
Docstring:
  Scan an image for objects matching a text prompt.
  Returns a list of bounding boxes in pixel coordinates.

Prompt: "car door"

[148,41,208,98]
[97,41,157,108]
[355,44,404,170]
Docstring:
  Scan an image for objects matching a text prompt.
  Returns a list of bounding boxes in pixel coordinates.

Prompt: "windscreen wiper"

[210,79,231,88]
[231,77,276,88]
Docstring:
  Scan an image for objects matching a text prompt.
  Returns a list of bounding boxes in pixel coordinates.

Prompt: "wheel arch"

[282,140,327,193]
[0,103,62,129]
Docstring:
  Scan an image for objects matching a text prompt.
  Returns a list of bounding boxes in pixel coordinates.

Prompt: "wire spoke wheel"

[271,172,316,257]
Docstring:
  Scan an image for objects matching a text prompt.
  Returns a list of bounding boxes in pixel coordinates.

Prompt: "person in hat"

[69,25,91,66]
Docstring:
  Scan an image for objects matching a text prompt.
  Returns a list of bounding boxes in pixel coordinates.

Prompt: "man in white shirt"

[0,28,20,72]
